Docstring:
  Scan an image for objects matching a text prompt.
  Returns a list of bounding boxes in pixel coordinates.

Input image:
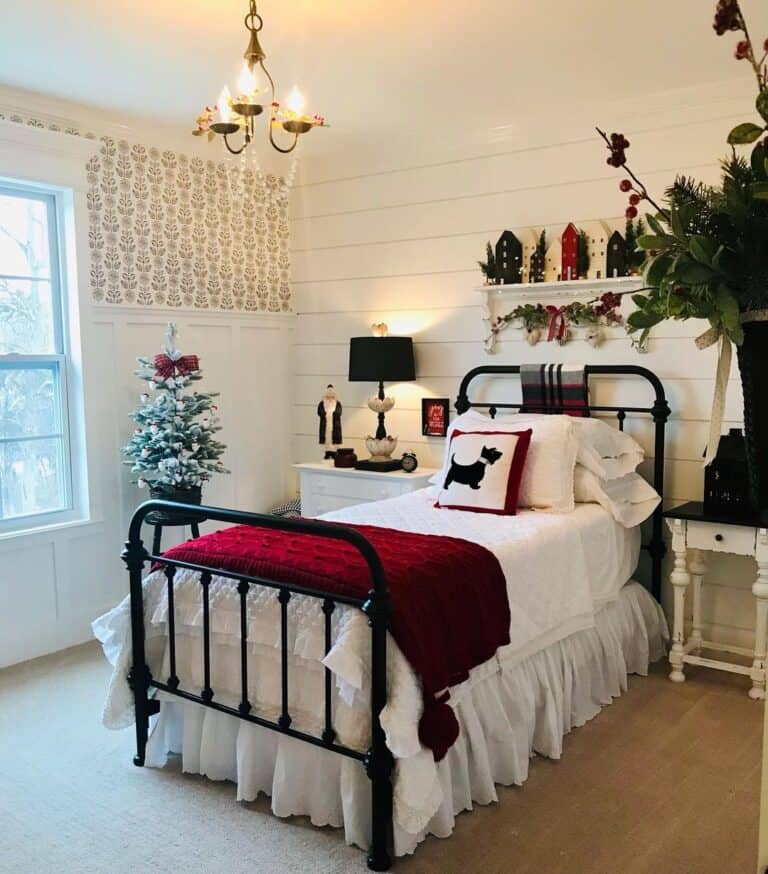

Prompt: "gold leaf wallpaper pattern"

[0,110,292,311]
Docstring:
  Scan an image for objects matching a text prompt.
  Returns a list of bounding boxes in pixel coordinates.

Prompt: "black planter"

[145,485,205,526]
[736,319,768,523]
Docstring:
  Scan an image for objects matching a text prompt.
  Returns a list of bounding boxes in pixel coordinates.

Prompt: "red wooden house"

[561,222,578,281]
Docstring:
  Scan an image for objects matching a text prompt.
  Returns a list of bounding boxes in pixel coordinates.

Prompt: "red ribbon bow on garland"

[154,353,200,379]
[545,305,568,342]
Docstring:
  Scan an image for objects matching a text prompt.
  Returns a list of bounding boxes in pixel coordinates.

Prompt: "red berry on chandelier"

[625,205,638,219]
[735,39,751,59]
[619,179,632,192]
[629,193,640,205]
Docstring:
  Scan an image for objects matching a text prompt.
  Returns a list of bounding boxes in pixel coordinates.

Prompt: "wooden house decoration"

[529,247,545,282]
[561,223,579,281]
[495,230,523,284]
[546,237,562,282]
[606,230,627,278]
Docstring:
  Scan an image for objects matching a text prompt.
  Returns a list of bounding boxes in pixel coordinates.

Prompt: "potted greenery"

[599,0,768,520]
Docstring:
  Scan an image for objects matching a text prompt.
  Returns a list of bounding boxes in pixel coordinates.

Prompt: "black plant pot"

[145,485,205,526]
[736,319,768,523]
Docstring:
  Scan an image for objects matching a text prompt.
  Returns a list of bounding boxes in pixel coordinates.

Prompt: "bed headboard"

[455,365,670,602]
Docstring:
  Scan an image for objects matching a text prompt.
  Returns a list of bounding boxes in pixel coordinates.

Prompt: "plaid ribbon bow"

[154,353,200,379]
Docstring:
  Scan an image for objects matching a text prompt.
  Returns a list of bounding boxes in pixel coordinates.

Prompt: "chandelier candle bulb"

[217,86,232,123]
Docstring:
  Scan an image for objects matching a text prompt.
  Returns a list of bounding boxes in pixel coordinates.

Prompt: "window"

[0,183,72,524]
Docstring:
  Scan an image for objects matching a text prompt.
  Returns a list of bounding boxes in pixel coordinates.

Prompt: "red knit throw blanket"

[160,523,510,760]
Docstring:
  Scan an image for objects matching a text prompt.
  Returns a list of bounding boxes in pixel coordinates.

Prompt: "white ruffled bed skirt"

[144,582,667,858]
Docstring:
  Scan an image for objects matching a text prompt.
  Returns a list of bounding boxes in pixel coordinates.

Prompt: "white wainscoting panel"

[0,306,294,668]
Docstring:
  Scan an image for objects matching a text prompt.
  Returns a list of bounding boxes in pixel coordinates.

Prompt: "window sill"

[0,515,101,543]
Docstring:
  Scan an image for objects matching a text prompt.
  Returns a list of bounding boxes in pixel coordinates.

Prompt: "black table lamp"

[349,331,415,471]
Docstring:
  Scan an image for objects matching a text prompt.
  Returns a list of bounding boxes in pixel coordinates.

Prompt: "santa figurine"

[317,384,343,459]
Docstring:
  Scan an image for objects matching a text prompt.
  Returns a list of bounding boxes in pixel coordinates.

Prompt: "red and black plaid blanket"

[520,363,590,417]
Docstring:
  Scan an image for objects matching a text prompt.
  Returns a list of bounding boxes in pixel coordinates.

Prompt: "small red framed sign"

[422,398,450,437]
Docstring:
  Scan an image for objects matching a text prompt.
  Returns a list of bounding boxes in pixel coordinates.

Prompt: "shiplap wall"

[290,95,759,649]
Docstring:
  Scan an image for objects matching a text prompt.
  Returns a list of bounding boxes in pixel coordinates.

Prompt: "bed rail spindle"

[165,565,179,689]
[322,598,336,745]
[238,580,251,715]
[278,588,292,729]
[200,571,213,703]
[617,409,626,431]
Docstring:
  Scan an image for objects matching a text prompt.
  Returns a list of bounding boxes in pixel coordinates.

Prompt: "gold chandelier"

[192,0,326,156]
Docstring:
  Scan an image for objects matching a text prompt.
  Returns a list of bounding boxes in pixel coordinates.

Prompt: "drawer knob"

[715,533,724,542]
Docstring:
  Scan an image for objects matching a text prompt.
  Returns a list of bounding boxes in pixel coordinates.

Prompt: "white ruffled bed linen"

[93,490,647,854]
[143,582,667,857]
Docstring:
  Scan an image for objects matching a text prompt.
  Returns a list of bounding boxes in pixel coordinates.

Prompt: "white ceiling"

[0,0,764,164]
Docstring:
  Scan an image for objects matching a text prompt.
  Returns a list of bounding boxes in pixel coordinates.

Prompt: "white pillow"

[431,409,578,513]
[570,418,645,480]
[484,411,644,480]
[574,465,660,527]
[434,428,532,515]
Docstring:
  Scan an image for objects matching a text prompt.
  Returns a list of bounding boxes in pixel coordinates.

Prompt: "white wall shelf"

[476,276,644,301]
[477,276,645,353]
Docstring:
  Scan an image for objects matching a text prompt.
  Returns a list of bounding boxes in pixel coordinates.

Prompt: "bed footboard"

[121,500,394,871]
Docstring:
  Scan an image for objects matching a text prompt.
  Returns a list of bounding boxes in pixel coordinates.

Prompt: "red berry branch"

[596,127,668,219]
[714,0,768,90]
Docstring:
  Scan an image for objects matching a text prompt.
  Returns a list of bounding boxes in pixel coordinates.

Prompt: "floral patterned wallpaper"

[0,110,292,311]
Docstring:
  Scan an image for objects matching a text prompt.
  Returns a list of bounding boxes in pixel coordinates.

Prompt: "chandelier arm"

[268,125,300,154]
[222,133,248,156]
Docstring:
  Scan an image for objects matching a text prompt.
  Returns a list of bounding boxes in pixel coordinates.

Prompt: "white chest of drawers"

[294,462,438,518]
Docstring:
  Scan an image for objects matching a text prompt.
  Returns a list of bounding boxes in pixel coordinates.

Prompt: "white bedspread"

[94,489,640,838]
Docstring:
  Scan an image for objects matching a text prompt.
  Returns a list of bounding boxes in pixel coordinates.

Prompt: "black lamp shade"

[348,336,415,382]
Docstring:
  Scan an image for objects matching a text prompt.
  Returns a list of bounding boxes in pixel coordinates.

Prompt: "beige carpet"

[0,642,761,874]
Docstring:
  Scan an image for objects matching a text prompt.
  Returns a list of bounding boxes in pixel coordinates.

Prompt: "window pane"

[0,436,66,520]
[0,192,51,278]
[0,278,56,353]
[0,365,60,438]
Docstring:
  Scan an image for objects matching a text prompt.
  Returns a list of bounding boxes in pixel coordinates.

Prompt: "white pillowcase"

[430,409,578,513]
[570,418,645,480]
[494,413,644,480]
[574,465,660,527]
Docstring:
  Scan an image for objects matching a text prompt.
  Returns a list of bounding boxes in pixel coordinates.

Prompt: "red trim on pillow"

[435,428,532,515]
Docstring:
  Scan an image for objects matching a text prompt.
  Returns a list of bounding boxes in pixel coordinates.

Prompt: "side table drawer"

[686,521,756,555]
[307,474,403,502]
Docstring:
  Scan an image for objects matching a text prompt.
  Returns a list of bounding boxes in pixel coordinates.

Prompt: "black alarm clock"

[401,452,418,473]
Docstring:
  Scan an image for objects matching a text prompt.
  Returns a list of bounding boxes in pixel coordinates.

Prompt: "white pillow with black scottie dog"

[434,428,532,515]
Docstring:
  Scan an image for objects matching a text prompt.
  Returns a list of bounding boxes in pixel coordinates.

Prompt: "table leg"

[688,548,706,652]
[669,519,690,684]
[750,530,768,700]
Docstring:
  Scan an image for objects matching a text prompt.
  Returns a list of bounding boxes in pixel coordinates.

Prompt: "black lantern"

[704,428,751,515]
[495,230,523,284]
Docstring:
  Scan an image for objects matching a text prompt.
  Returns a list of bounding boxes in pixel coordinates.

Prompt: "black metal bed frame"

[456,364,670,600]
[121,364,669,872]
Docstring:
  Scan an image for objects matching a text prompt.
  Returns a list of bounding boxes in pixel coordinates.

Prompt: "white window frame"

[0,182,76,530]
[0,121,99,537]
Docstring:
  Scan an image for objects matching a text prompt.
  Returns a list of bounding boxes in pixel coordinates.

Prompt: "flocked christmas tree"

[123,323,229,497]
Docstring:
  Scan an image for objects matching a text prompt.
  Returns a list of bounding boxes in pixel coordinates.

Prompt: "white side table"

[665,501,768,699]
[294,462,438,518]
